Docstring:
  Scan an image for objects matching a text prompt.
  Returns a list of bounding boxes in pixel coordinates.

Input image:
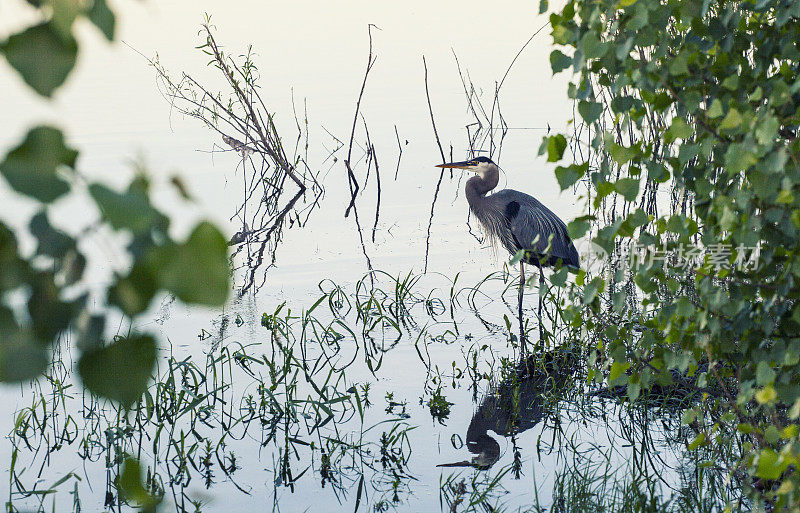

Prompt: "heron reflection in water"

[435,157,579,346]
[438,350,576,470]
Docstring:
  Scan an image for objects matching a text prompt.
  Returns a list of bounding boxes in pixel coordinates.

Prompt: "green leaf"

[555,163,586,190]
[0,126,77,203]
[578,100,604,124]
[580,32,607,60]
[608,142,639,165]
[550,50,572,73]
[755,449,785,480]
[777,190,794,204]
[595,181,615,202]
[610,95,636,113]
[546,134,568,162]
[619,208,649,236]
[719,108,743,131]
[0,223,31,291]
[755,385,777,404]
[158,222,230,306]
[583,277,603,304]
[664,118,692,143]
[724,143,757,174]
[668,52,688,75]
[87,0,116,41]
[756,361,776,386]
[627,3,649,30]
[78,334,157,405]
[790,398,800,419]
[117,455,161,512]
[539,0,548,14]
[756,116,779,145]
[707,98,724,118]
[627,381,640,401]
[614,178,640,201]
[29,211,74,258]
[27,274,85,343]
[550,266,568,287]
[688,432,706,450]
[609,361,630,382]
[49,0,83,40]
[0,22,78,97]
[567,215,594,239]
[0,328,49,382]
[721,75,739,91]
[89,183,164,234]
[719,206,738,230]
[109,260,158,317]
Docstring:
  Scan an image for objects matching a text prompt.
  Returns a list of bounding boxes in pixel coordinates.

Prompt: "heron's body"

[463,160,579,268]
[435,156,579,348]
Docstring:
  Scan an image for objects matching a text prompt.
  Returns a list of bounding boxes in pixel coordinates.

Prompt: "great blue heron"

[436,156,579,346]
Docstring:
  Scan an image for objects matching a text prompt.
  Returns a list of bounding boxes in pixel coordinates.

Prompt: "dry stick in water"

[361,114,382,243]
[393,125,404,181]
[423,56,448,274]
[371,142,382,244]
[342,26,379,275]
[344,25,377,218]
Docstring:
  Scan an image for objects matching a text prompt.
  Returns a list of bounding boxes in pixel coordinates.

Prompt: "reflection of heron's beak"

[437,460,475,468]
[435,161,471,169]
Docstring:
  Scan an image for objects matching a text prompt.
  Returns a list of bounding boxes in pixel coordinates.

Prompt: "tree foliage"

[547,0,800,508]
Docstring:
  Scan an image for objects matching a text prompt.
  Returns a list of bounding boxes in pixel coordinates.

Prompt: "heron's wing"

[493,190,579,267]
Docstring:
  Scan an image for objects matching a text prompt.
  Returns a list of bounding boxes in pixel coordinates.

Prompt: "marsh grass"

[4,269,739,512]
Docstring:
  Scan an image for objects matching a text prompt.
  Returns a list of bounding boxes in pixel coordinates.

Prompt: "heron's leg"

[519,261,526,354]
[536,261,544,346]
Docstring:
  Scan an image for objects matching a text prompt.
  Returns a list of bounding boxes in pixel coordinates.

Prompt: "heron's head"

[436,156,496,179]
[436,433,501,470]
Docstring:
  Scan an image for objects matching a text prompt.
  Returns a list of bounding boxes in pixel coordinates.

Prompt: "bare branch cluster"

[150,20,323,294]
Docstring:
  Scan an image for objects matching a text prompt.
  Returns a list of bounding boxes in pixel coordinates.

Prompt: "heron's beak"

[435,160,472,169]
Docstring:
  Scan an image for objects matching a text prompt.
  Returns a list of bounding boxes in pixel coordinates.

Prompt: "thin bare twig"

[393,125,404,181]
[343,25,379,274]
[361,115,382,244]
[145,21,323,293]
[344,25,378,218]
[423,56,448,273]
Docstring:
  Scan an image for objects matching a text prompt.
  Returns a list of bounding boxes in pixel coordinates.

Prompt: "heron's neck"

[465,168,499,209]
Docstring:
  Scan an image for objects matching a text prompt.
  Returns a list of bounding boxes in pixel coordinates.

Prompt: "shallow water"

[1,1,698,511]
[6,271,692,512]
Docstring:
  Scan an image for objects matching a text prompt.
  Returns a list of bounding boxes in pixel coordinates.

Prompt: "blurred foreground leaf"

[117,455,161,512]
[87,0,116,41]
[78,334,156,405]
[158,222,230,305]
[89,183,166,234]
[0,328,48,382]
[0,23,77,97]
[0,223,30,291]
[0,126,77,203]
